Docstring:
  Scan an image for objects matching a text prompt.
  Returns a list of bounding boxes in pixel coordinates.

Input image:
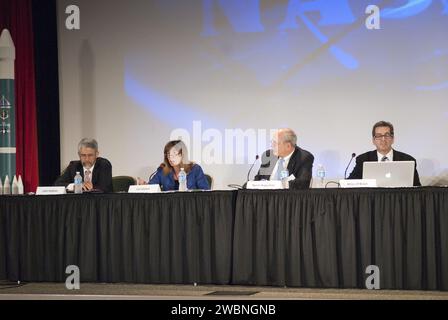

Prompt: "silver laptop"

[363,161,415,187]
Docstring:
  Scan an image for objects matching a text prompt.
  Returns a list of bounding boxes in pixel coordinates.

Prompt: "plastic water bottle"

[74,171,83,194]
[316,164,326,188]
[280,169,289,189]
[178,168,187,191]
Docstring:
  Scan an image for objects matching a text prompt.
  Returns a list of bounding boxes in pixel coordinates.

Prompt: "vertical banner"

[0,29,16,182]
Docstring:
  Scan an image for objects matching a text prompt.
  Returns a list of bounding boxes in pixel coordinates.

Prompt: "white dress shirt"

[83,164,95,182]
[377,150,393,162]
[270,149,295,180]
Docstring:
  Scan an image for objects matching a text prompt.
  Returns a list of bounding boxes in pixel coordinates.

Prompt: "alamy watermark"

[65,265,80,290]
[65,5,80,30]
[170,121,277,165]
[65,4,382,31]
[365,265,380,290]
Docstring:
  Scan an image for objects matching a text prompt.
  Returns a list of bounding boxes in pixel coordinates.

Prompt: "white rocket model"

[18,174,24,194]
[12,174,18,194]
[3,174,10,195]
[0,29,17,187]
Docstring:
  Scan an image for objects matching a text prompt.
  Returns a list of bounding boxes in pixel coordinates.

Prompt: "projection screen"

[57,0,448,189]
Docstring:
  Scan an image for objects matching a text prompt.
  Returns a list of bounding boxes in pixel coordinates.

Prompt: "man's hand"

[83,181,94,191]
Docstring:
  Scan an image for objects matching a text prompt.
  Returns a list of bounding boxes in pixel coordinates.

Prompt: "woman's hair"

[162,140,194,175]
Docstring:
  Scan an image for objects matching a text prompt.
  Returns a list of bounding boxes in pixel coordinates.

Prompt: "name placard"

[36,186,67,195]
[128,184,161,193]
[339,179,377,188]
[247,180,283,190]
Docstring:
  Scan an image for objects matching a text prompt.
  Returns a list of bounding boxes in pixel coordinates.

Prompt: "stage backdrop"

[56,0,448,190]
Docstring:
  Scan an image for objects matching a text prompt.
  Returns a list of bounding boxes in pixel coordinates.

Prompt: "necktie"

[84,169,92,183]
[381,156,389,162]
[276,158,285,180]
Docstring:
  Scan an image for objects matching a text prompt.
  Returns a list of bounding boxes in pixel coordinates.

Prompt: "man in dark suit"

[348,121,421,186]
[55,138,113,192]
[254,128,314,189]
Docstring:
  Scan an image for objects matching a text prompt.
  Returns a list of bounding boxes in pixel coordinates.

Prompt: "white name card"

[247,180,283,190]
[36,186,67,195]
[128,184,161,193]
[339,179,377,188]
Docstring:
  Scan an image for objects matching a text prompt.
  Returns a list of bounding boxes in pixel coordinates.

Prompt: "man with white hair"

[254,128,314,189]
[55,138,113,192]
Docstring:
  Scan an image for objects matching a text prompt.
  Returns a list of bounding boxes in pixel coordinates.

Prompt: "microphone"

[228,155,259,189]
[246,155,260,182]
[227,154,260,190]
[149,163,165,181]
[344,153,356,179]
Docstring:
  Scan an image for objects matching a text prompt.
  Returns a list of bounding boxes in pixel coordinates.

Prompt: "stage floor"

[0,282,447,300]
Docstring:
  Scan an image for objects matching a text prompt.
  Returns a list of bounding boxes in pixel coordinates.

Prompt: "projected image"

[59,0,448,188]
[126,0,448,94]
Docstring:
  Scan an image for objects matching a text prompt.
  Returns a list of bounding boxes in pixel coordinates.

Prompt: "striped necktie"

[276,158,285,180]
[84,169,92,183]
[381,156,389,162]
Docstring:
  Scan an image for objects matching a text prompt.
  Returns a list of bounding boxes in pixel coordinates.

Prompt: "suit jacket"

[254,146,314,189]
[149,164,210,191]
[54,157,113,192]
[348,150,421,186]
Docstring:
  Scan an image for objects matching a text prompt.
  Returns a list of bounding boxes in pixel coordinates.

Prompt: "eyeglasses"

[166,152,181,159]
[79,153,96,158]
[374,133,393,140]
[271,140,284,146]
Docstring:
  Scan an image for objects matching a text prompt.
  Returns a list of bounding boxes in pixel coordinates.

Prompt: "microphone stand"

[228,155,259,189]
[344,153,356,179]
[246,155,259,182]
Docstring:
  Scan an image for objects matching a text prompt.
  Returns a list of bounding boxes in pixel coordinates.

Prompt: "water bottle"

[178,168,187,191]
[280,169,289,189]
[316,164,326,188]
[74,171,83,194]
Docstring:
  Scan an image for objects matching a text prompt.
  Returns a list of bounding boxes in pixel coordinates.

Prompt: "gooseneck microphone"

[246,155,260,182]
[227,155,260,189]
[149,163,165,181]
[344,153,356,179]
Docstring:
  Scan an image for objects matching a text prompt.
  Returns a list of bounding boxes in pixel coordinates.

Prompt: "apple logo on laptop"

[385,172,392,179]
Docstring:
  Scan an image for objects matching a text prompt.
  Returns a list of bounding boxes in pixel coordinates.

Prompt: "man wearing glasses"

[54,138,113,192]
[348,121,421,186]
[254,128,314,189]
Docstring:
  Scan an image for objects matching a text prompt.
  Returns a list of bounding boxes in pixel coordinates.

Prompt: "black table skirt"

[0,191,236,284]
[232,188,448,290]
[1,188,447,290]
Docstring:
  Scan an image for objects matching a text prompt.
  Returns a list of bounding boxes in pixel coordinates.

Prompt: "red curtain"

[0,0,39,192]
